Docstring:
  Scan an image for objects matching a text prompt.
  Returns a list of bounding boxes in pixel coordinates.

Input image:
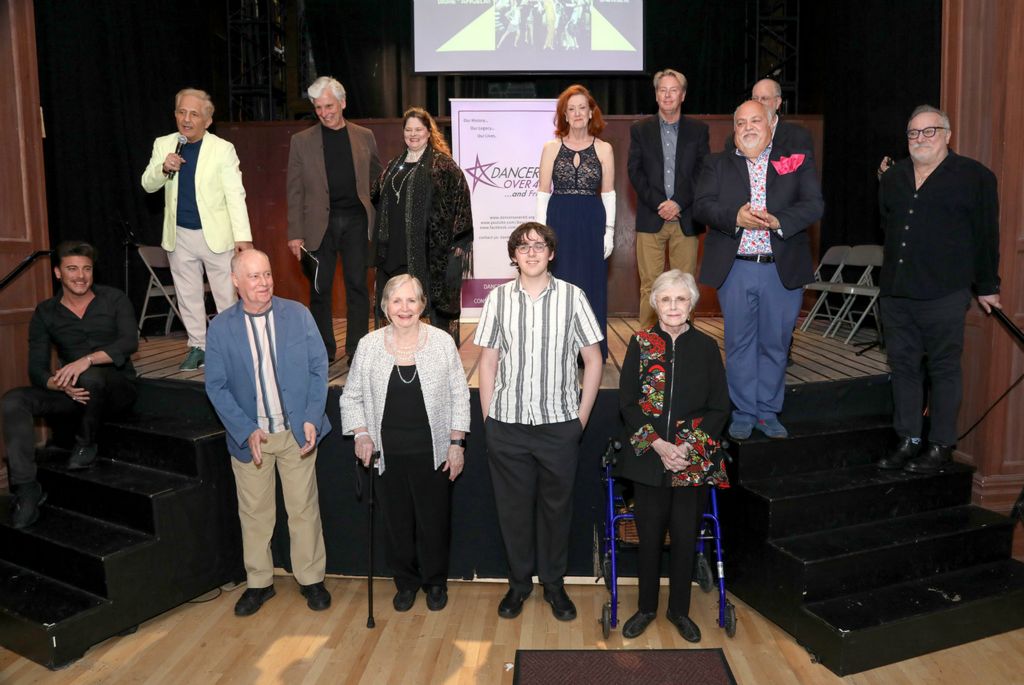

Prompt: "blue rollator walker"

[597,438,737,639]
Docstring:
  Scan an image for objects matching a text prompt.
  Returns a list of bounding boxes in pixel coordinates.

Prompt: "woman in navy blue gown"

[536,84,616,360]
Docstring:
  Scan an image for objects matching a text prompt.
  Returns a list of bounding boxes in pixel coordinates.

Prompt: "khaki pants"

[166,226,236,349]
[636,221,699,329]
[230,430,326,587]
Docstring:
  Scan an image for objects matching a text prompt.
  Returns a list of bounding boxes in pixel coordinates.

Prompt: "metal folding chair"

[800,245,851,332]
[823,245,884,344]
[137,246,183,335]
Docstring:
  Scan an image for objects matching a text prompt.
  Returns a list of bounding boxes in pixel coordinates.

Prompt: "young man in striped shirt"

[475,222,604,622]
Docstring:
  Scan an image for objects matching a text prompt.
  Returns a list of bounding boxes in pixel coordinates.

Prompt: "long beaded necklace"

[390,159,418,202]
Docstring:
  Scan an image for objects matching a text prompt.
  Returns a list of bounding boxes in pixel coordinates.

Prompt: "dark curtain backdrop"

[35,0,225,311]
[34,0,940,311]
[804,0,942,249]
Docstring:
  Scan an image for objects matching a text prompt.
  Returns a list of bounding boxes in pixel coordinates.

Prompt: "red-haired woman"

[536,84,615,360]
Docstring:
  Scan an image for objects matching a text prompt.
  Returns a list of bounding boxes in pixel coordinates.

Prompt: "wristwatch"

[450,438,467,448]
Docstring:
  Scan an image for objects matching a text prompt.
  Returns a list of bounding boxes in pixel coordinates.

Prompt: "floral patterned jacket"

[616,324,730,488]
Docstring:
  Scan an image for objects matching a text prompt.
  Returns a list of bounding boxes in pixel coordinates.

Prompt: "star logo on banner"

[463,154,500,192]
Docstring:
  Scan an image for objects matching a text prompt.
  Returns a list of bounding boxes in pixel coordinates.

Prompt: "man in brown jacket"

[287,76,382,362]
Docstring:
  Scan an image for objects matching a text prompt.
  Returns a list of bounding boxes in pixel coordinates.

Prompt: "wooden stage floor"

[133,316,888,389]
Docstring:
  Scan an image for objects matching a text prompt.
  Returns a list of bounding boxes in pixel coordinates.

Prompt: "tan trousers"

[167,226,236,349]
[230,430,326,588]
[636,221,699,329]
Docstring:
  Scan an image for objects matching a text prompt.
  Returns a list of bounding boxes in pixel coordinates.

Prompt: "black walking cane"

[366,451,380,628]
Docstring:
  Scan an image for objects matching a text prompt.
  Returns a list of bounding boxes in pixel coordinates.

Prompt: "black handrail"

[0,250,51,292]
[992,306,1024,348]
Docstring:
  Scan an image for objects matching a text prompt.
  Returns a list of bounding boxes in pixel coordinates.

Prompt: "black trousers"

[880,289,970,446]
[1,367,137,486]
[376,447,452,592]
[485,418,582,594]
[633,482,706,616]
[309,208,369,360]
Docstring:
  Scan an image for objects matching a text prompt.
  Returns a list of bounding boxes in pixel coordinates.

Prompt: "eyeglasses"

[515,242,549,254]
[906,126,948,140]
[752,95,778,104]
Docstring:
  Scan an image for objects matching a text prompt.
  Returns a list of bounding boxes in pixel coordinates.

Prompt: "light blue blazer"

[204,297,331,462]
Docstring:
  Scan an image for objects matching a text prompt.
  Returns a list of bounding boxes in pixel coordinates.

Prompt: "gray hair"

[380,274,426,322]
[908,104,950,130]
[734,99,771,123]
[653,69,687,93]
[230,249,271,274]
[175,88,214,118]
[649,269,700,311]
[307,76,346,103]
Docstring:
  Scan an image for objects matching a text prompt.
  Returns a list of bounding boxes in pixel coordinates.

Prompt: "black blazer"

[627,115,710,236]
[694,144,824,289]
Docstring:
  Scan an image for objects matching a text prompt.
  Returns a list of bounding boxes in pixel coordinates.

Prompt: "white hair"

[908,104,950,130]
[649,269,700,310]
[175,88,214,118]
[307,76,345,103]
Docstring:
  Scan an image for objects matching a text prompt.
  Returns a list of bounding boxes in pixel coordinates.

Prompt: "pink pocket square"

[771,154,805,175]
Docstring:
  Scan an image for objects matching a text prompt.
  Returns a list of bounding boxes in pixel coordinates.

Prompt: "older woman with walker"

[616,269,730,641]
[341,274,471,612]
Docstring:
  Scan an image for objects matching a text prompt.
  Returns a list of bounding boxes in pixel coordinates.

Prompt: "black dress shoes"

[877,437,922,470]
[904,443,953,474]
[299,581,331,611]
[68,443,98,470]
[9,482,46,529]
[542,585,577,622]
[621,610,657,638]
[497,589,531,619]
[234,585,276,617]
[393,588,417,612]
[426,585,448,611]
[666,609,701,643]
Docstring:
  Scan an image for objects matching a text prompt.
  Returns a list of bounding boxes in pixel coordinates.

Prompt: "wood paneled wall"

[222,114,823,317]
[0,0,51,488]
[941,0,1024,552]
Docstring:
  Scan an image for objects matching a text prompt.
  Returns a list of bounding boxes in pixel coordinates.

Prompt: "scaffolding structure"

[745,0,800,114]
[227,0,287,121]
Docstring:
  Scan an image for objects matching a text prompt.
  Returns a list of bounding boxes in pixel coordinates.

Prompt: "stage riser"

[0,379,243,669]
[773,511,1015,602]
[800,561,1024,675]
[777,377,893,424]
[755,468,975,538]
[721,418,1024,676]
[728,418,893,483]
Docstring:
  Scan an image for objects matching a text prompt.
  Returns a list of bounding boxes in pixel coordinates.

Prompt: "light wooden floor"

[2,578,1021,684]
[134,316,888,390]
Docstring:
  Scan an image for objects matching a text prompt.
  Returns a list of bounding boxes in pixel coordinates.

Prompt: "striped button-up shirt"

[243,307,289,434]
[474,275,603,425]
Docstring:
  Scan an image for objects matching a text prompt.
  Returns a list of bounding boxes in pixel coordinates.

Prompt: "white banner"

[452,98,557,315]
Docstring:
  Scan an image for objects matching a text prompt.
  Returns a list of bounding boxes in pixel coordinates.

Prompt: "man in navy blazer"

[628,68,710,328]
[205,249,332,617]
[695,100,824,440]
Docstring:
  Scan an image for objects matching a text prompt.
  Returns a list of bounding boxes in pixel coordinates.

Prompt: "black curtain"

[35,0,224,310]
[805,0,942,249]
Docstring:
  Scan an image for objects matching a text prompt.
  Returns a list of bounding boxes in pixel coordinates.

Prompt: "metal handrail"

[0,250,51,292]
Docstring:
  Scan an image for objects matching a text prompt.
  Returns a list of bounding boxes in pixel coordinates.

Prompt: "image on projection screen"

[413,0,645,74]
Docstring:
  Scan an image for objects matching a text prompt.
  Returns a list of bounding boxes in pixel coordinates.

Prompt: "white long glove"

[535,190,551,223]
[601,190,616,259]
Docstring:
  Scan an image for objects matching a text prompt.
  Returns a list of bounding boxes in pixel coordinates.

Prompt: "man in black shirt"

[1,242,138,528]
[876,105,1001,474]
[286,76,382,362]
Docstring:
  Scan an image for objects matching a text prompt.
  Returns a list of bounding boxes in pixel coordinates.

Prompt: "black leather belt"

[736,254,775,263]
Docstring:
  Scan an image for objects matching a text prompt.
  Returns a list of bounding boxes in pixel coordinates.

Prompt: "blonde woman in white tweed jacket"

[340,274,471,613]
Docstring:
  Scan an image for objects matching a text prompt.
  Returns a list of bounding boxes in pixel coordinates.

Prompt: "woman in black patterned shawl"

[371,107,473,342]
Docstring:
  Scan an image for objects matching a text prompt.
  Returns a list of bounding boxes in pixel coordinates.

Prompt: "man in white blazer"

[142,88,253,370]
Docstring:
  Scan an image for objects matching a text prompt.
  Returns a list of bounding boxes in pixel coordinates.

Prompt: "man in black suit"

[628,68,710,329]
[724,79,814,156]
[694,100,824,440]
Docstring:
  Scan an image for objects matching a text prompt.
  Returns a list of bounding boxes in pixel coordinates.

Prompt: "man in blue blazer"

[628,68,710,329]
[204,249,332,617]
[695,100,824,440]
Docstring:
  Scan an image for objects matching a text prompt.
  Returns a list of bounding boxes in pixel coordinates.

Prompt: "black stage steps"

[721,415,1024,676]
[0,378,242,668]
